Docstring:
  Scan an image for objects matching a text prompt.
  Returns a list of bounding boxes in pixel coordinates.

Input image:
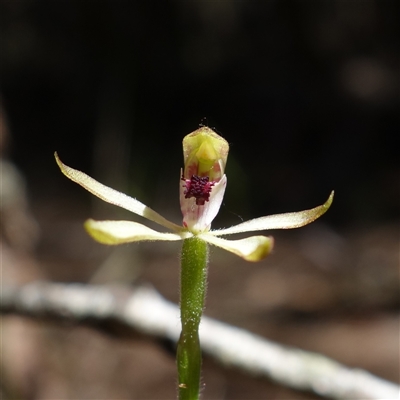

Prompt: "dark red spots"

[182,175,215,205]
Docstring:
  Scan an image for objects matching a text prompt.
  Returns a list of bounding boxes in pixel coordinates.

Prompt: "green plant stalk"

[177,237,209,400]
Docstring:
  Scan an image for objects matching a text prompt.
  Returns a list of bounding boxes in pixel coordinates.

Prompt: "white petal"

[210,191,334,236]
[180,174,227,234]
[199,233,274,262]
[85,219,191,245]
[55,153,183,232]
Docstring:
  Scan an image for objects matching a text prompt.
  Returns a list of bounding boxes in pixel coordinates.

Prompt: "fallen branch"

[1,281,398,399]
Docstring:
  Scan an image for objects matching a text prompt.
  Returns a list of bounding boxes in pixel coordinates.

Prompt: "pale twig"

[1,281,399,399]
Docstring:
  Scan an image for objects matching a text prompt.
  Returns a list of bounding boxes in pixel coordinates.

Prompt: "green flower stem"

[177,236,209,400]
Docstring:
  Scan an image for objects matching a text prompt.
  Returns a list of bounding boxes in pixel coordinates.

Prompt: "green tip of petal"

[84,219,122,245]
[200,233,274,262]
[84,219,185,245]
[288,189,334,228]
[323,190,334,213]
[244,236,275,262]
[54,151,64,172]
[285,189,335,228]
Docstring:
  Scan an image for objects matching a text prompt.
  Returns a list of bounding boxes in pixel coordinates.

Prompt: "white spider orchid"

[55,127,333,262]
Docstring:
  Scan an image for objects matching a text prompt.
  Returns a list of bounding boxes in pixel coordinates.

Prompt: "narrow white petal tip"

[55,153,183,232]
[210,190,334,236]
[84,219,188,245]
[200,233,274,262]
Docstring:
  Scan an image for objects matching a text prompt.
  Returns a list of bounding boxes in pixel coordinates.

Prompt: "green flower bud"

[182,127,229,181]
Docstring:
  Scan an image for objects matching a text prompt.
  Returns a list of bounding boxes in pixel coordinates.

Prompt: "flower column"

[177,127,229,399]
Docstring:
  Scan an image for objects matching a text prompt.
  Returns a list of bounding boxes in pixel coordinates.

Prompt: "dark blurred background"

[1,0,399,225]
[1,1,399,399]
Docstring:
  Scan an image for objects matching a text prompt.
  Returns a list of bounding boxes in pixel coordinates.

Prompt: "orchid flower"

[54,127,333,262]
[55,126,333,400]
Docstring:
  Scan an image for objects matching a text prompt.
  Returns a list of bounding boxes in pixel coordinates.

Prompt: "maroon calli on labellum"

[182,175,215,206]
